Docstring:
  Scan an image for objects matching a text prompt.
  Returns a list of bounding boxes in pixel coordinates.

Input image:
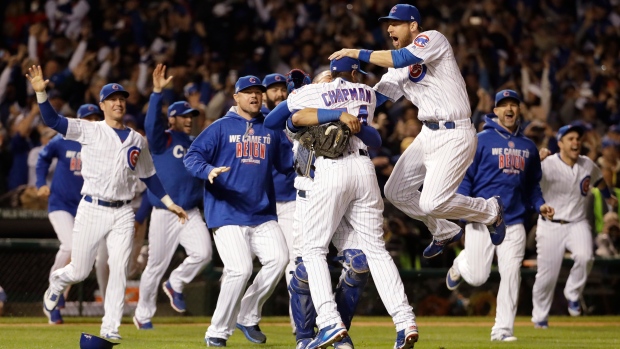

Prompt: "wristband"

[601,187,612,199]
[161,195,174,208]
[36,91,48,103]
[317,109,343,124]
[359,50,373,63]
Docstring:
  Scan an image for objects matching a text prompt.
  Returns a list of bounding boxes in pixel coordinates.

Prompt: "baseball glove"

[296,121,352,158]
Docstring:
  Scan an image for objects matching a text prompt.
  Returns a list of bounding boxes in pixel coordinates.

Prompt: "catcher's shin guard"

[335,249,370,330]
[289,258,317,341]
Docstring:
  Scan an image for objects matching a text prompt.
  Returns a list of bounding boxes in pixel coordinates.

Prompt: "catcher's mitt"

[296,121,352,158]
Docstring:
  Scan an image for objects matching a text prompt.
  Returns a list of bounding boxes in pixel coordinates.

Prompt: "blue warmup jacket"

[36,134,83,216]
[261,105,296,202]
[145,92,204,210]
[184,110,294,228]
[457,115,545,225]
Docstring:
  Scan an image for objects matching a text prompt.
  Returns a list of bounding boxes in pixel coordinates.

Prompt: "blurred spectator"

[595,212,620,258]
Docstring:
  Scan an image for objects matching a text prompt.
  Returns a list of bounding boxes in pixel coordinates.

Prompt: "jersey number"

[334,106,368,126]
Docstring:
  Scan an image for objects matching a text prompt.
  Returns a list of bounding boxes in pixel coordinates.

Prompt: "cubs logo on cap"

[262,73,287,88]
[330,57,368,75]
[77,104,103,119]
[235,75,266,94]
[79,333,120,349]
[494,89,521,107]
[557,124,585,141]
[168,101,199,117]
[378,4,421,24]
[99,83,129,102]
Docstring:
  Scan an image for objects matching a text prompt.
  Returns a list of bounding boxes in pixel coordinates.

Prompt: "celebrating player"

[36,103,103,324]
[531,124,617,328]
[27,65,189,340]
[329,4,506,256]
[133,64,213,330]
[443,90,555,342]
[184,76,291,347]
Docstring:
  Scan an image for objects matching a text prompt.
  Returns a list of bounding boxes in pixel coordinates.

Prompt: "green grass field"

[0,316,618,348]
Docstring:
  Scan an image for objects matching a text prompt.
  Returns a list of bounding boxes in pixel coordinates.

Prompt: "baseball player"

[531,124,617,328]
[36,103,103,324]
[27,65,188,340]
[444,90,555,342]
[184,76,291,347]
[329,4,506,257]
[133,64,213,330]
[268,58,418,349]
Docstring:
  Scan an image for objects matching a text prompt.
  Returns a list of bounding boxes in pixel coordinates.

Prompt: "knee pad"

[289,261,316,340]
[336,249,370,329]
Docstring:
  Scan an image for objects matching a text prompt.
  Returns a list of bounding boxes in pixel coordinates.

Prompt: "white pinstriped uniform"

[276,200,296,299]
[531,155,600,323]
[48,211,75,275]
[288,78,416,331]
[376,30,499,239]
[48,119,155,336]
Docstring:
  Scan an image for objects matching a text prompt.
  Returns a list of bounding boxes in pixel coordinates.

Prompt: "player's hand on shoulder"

[25,65,49,92]
[168,204,189,224]
[37,185,50,198]
[152,63,173,93]
[339,112,361,134]
[208,166,231,184]
[329,49,359,61]
[540,204,555,220]
[539,148,551,161]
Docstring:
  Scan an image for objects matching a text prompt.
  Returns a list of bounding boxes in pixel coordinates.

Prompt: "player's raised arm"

[145,64,174,154]
[264,100,291,130]
[26,65,68,135]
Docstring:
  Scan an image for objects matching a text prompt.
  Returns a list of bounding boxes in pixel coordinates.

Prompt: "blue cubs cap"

[77,104,103,119]
[234,76,266,94]
[557,124,585,141]
[379,4,421,23]
[330,57,367,75]
[79,333,119,349]
[183,83,199,98]
[263,73,287,88]
[168,101,199,117]
[495,89,521,107]
[99,83,129,102]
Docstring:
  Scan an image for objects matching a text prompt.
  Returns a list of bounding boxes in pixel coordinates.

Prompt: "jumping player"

[36,103,103,324]
[531,124,616,328]
[28,65,188,340]
[133,64,212,330]
[329,4,506,256]
[184,76,291,347]
[444,90,555,342]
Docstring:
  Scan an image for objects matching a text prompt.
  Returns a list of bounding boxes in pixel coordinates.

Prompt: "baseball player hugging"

[184,76,292,347]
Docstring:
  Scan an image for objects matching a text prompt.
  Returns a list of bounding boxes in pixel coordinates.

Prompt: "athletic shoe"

[446,266,462,290]
[534,321,548,329]
[236,323,266,343]
[307,322,348,349]
[296,338,312,349]
[568,300,581,316]
[492,335,517,342]
[43,288,60,312]
[44,308,63,324]
[162,280,186,313]
[205,337,226,347]
[334,336,354,349]
[423,229,464,258]
[103,332,122,340]
[394,325,418,349]
[57,294,65,309]
[133,316,154,330]
[489,196,506,245]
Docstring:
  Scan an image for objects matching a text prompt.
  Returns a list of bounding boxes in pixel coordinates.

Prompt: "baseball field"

[0,316,618,348]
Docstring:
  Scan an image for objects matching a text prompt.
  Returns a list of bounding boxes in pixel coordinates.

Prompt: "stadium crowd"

[1,0,620,265]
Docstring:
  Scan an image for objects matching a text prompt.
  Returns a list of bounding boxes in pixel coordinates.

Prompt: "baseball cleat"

[44,308,63,324]
[307,322,348,349]
[534,321,548,329]
[296,338,312,349]
[446,266,462,290]
[394,325,418,349]
[133,316,154,330]
[489,196,506,245]
[205,337,227,347]
[333,336,354,349]
[103,332,122,340]
[162,280,186,313]
[492,335,517,342]
[57,294,65,309]
[568,300,581,316]
[423,229,464,258]
[236,323,266,343]
[43,288,60,313]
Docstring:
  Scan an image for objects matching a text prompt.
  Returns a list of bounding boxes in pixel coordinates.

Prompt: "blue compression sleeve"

[264,101,291,130]
[39,99,68,135]
[391,48,423,68]
[358,49,373,63]
[376,92,389,107]
[317,109,342,124]
[356,125,382,148]
[141,174,167,200]
[286,118,301,133]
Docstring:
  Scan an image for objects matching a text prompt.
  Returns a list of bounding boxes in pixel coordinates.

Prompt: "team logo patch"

[112,84,120,90]
[503,91,511,97]
[127,146,141,171]
[88,105,94,111]
[249,77,257,83]
[580,175,591,196]
[352,64,359,70]
[390,6,397,13]
[414,34,430,48]
[408,63,427,83]
[508,141,515,148]
[275,75,282,81]
[247,128,255,136]
[184,102,190,108]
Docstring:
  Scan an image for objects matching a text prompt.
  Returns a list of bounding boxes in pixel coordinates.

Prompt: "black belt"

[541,216,571,224]
[84,195,131,208]
[423,121,455,130]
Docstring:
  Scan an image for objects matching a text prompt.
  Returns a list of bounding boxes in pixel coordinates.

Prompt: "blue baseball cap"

[99,83,129,102]
[183,83,199,98]
[79,333,119,349]
[168,101,199,117]
[494,89,521,107]
[379,4,421,23]
[77,104,103,119]
[263,74,287,88]
[330,57,367,75]
[557,124,585,141]
[234,76,266,94]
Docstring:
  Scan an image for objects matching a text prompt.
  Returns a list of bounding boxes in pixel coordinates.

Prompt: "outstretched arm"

[328,48,422,69]
[145,64,174,154]
[26,65,68,135]
[291,108,361,134]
